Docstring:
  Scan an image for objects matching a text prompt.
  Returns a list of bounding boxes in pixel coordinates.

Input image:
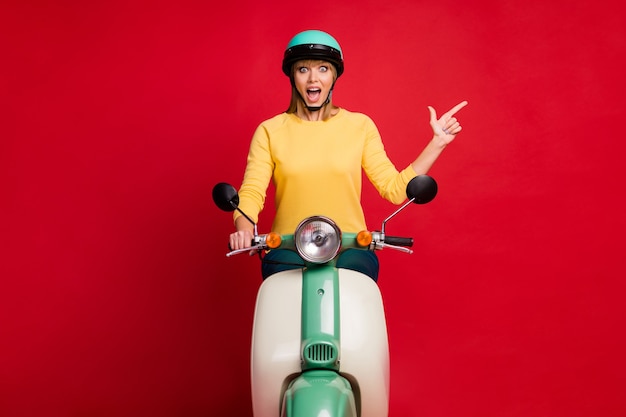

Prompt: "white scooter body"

[212,175,439,417]
[251,267,389,417]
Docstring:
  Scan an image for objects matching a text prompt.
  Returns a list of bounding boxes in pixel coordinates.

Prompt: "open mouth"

[306,88,322,102]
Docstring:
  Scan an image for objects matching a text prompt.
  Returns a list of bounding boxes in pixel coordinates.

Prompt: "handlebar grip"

[384,236,414,247]
[228,239,256,251]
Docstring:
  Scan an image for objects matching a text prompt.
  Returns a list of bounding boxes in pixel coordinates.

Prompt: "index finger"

[443,100,468,118]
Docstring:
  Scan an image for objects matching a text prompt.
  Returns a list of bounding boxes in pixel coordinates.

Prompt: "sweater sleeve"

[233,123,275,225]
[361,116,417,204]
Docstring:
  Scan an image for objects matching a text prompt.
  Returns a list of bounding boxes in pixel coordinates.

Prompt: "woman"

[229,29,467,280]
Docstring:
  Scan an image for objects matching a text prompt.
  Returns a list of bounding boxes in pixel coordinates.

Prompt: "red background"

[2,1,625,416]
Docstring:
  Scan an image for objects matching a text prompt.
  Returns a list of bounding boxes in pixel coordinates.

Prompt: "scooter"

[212,174,438,417]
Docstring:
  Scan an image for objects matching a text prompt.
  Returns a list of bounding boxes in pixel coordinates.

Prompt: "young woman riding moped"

[222,30,468,417]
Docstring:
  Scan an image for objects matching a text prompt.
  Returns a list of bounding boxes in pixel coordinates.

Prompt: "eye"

[297,66,309,73]
[319,65,329,72]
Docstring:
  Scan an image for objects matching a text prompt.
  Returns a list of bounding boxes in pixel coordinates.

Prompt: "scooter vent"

[304,342,337,365]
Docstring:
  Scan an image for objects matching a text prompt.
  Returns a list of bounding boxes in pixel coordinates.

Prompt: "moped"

[212,174,438,417]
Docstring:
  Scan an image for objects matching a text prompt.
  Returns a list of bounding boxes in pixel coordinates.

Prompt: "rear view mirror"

[406,175,438,204]
[212,183,239,212]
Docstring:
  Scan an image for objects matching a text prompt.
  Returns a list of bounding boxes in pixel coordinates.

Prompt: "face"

[292,60,336,108]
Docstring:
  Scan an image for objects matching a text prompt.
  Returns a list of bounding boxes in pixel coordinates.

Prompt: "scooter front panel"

[339,268,390,417]
[251,270,302,417]
[250,268,390,417]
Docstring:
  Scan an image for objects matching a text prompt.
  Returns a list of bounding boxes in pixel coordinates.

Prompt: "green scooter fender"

[282,370,357,417]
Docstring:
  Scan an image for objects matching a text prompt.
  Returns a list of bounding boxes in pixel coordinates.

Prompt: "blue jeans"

[261,249,379,282]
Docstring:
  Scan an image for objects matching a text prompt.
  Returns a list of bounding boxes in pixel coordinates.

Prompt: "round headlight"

[294,216,342,263]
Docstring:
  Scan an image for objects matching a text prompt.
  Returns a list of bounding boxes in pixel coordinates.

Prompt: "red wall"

[2,1,625,416]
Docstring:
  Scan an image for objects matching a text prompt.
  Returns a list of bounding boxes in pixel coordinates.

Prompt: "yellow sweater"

[235,108,417,234]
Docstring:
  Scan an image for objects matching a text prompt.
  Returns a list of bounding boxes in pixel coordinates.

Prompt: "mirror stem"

[381,198,415,236]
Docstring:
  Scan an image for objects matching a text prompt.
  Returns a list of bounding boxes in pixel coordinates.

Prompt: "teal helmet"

[282,30,344,77]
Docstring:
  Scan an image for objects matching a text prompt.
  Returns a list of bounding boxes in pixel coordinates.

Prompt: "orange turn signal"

[266,232,282,249]
[356,230,372,247]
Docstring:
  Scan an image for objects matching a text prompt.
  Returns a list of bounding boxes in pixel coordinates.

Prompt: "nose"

[307,68,318,82]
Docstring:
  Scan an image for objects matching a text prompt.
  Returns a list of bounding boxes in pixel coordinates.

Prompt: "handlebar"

[225,232,415,257]
[226,236,269,257]
[383,236,413,247]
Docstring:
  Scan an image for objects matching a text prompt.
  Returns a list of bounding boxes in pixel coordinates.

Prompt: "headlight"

[294,216,341,264]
